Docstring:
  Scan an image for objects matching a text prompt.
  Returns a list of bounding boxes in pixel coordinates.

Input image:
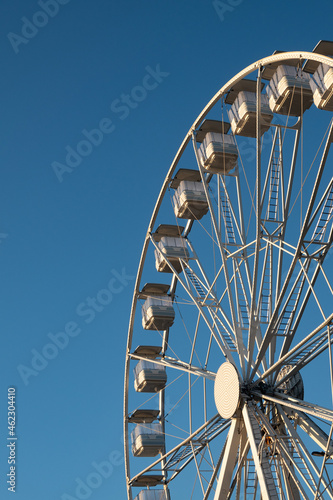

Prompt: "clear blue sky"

[1,0,333,499]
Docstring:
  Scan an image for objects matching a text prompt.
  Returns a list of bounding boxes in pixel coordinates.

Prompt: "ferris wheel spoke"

[242,402,280,500]
[247,401,319,499]
[213,418,244,500]
[246,71,266,383]
[256,412,307,500]
[258,392,333,422]
[225,436,250,500]
[130,353,216,380]
[277,404,333,499]
[286,410,333,457]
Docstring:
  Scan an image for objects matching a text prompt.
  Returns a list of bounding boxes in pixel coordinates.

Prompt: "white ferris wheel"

[124,41,333,500]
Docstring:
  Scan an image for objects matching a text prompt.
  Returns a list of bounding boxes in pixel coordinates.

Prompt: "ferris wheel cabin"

[153,225,189,273]
[171,168,209,219]
[226,79,273,137]
[303,41,333,111]
[173,179,208,219]
[310,64,333,111]
[196,119,238,173]
[265,62,313,115]
[131,422,165,457]
[134,359,167,393]
[140,283,175,331]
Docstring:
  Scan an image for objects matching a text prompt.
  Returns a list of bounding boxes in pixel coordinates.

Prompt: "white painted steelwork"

[124,44,333,500]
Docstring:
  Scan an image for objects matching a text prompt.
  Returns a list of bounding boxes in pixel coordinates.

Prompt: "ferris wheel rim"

[124,49,333,500]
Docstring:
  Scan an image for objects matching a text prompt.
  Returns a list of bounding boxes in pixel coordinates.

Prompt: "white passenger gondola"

[173,180,208,219]
[141,296,175,330]
[303,40,333,112]
[134,490,169,500]
[171,167,209,220]
[131,422,165,457]
[153,225,189,274]
[227,79,273,137]
[134,360,167,393]
[266,64,312,115]
[155,236,189,273]
[199,132,238,173]
[195,119,237,174]
[310,63,333,111]
[140,283,175,331]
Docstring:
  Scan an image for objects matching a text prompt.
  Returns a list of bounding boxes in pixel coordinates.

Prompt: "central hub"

[214,362,241,419]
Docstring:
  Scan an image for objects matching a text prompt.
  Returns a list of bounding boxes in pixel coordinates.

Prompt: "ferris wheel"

[124,42,333,500]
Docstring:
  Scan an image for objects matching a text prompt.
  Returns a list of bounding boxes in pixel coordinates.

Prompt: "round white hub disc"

[214,362,240,419]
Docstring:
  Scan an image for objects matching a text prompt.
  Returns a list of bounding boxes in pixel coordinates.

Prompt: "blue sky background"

[1,0,333,499]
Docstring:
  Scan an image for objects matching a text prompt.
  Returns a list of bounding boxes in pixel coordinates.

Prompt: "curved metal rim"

[123,50,333,499]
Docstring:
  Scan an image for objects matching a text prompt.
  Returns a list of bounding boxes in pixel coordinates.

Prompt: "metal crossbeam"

[259,392,333,422]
